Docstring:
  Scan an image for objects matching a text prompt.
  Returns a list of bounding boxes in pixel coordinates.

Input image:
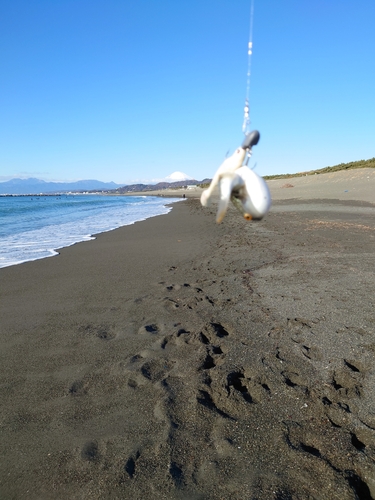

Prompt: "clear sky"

[1,0,374,184]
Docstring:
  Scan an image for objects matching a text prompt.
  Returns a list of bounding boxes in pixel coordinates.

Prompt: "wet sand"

[1,170,375,499]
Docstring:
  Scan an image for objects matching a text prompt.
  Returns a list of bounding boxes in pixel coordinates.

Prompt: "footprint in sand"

[331,366,363,398]
[284,421,374,499]
[226,368,272,404]
[122,450,141,480]
[158,279,217,310]
[137,323,162,335]
[165,283,181,291]
[319,358,369,429]
[81,441,100,462]
[300,344,322,361]
[281,369,309,393]
[137,321,177,338]
[78,323,117,341]
[68,379,88,396]
[140,359,176,382]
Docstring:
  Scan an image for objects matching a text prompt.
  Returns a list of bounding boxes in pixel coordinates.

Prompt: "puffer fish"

[200,131,271,223]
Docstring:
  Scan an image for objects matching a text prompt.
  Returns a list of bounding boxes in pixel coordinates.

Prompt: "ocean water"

[0,194,181,269]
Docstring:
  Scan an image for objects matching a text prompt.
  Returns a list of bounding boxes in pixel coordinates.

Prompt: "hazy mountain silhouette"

[0,177,211,195]
[0,178,121,195]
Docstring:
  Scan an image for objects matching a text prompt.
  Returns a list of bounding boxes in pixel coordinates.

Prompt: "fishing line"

[200,1,271,224]
[242,0,255,137]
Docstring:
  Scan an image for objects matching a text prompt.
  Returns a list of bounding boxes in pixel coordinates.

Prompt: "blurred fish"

[201,131,271,223]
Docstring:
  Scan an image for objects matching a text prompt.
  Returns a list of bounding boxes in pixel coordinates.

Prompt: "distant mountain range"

[114,179,210,193]
[0,177,211,195]
[0,178,121,195]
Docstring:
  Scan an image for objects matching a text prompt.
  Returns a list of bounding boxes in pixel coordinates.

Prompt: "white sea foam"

[0,195,182,268]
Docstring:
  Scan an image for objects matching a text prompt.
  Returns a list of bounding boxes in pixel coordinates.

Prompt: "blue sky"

[1,0,374,184]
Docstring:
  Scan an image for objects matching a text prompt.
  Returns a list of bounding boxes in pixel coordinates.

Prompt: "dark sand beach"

[1,169,375,499]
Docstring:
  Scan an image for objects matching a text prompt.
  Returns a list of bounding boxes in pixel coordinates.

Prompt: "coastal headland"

[1,168,375,499]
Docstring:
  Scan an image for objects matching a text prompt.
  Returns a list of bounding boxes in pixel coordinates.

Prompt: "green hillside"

[264,157,375,180]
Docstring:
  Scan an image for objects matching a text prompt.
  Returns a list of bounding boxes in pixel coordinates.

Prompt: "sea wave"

[0,195,182,268]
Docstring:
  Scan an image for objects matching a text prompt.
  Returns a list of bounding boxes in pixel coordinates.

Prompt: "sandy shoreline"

[1,173,375,499]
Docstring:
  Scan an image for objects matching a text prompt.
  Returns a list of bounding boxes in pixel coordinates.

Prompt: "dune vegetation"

[264,157,375,180]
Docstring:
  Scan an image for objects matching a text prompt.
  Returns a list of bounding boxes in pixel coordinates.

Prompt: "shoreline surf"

[0,194,182,269]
